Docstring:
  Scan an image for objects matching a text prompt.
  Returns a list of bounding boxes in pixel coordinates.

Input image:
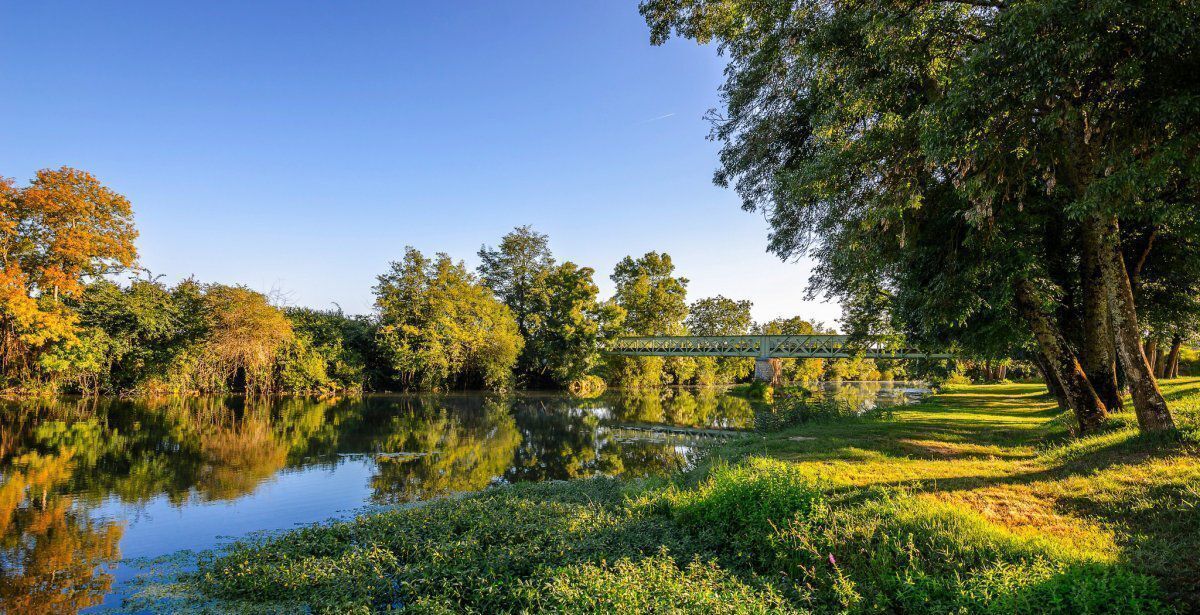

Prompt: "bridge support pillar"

[753,358,780,384]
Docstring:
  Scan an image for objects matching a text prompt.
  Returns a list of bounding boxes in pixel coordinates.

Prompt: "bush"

[663,459,825,551]
[541,553,799,614]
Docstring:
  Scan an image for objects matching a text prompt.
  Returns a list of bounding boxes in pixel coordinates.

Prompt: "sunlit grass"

[129,379,1200,613]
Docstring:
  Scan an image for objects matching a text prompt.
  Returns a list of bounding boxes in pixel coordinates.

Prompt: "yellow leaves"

[0,168,138,380]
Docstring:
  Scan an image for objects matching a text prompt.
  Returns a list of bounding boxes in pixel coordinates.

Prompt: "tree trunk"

[998,363,1007,380]
[1155,345,1168,379]
[1145,338,1158,373]
[1014,278,1108,432]
[1091,213,1175,431]
[1080,221,1124,411]
[1033,350,1070,411]
[1165,335,1182,380]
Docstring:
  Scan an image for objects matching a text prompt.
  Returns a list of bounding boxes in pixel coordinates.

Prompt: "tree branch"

[1131,227,1157,287]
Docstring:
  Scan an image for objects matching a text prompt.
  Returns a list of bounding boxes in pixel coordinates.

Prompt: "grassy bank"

[131,380,1200,613]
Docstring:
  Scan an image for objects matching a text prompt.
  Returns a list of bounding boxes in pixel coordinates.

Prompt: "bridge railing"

[607,335,951,360]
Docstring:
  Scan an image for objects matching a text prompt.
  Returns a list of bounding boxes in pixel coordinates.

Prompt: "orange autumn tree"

[0,168,137,386]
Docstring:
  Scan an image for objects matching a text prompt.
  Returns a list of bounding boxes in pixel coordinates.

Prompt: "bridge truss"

[607,335,952,360]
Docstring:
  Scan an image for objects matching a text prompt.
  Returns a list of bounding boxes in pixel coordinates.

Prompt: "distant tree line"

[1,169,898,396]
[642,0,1200,433]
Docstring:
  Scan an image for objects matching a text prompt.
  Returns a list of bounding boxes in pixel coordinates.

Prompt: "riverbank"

[130,379,1200,613]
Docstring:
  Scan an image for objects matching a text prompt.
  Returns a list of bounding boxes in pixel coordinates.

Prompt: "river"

[0,382,925,612]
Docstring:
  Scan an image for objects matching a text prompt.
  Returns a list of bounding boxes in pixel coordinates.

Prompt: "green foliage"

[611,252,688,337]
[477,225,555,341]
[687,296,755,384]
[664,458,825,546]
[145,450,1171,614]
[567,374,606,398]
[528,262,625,386]
[478,228,625,388]
[730,381,772,401]
[68,279,299,395]
[687,295,752,336]
[756,316,827,384]
[542,554,798,614]
[607,252,691,387]
[133,380,1200,612]
[280,307,374,393]
[374,247,522,390]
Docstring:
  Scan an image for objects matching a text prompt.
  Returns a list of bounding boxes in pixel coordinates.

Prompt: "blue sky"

[0,2,840,326]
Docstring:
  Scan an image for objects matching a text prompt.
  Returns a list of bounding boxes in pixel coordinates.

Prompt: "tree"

[686,295,752,336]
[687,295,754,384]
[923,0,1197,431]
[526,262,625,387]
[0,168,137,385]
[375,248,522,390]
[478,227,623,388]
[611,252,688,336]
[72,279,184,393]
[641,0,1198,433]
[477,226,555,342]
[609,252,690,387]
[281,307,376,393]
[194,285,293,395]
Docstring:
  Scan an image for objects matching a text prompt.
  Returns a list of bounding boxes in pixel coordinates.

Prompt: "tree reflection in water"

[0,390,752,612]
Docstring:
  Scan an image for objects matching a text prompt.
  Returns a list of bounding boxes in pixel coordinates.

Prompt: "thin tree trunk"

[1165,335,1182,380]
[1154,345,1168,379]
[1145,338,1158,373]
[1014,278,1108,432]
[1092,213,1175,431]
[1080,222,1124,410]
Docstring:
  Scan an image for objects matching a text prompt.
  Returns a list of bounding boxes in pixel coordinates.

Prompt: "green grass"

[129,379,1200,613]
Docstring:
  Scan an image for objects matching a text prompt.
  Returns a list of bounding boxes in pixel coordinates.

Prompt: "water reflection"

[0,392,743,612]
[0,384,916,612]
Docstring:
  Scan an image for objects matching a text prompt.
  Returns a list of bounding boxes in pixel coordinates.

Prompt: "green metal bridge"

[607,335,953,360]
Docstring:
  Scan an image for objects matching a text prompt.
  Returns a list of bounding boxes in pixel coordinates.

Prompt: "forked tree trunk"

[1091,213,1175,431]
[1014,278,1108,432]
[1080,223,1124,410]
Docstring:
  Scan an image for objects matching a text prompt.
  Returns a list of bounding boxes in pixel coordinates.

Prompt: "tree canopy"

[641,0,1200,433]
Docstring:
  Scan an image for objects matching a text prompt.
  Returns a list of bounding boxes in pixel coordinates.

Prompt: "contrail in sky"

[638,112,676,124]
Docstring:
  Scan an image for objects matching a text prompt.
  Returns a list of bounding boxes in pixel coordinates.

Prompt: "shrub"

[541,553,800,614]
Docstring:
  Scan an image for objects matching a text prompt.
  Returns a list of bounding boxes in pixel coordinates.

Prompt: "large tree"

[477,225,555,342]
[609,252,690,386]
[526,262,625,387]
[0,168,138,385]
[642,0,1198,433]
[923,0,1198,431]
[478,227,622,388]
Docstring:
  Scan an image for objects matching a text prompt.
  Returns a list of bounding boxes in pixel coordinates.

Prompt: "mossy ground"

[129,379,1200,613]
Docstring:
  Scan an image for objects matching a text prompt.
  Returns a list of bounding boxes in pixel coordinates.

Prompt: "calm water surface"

[0,382,923,612]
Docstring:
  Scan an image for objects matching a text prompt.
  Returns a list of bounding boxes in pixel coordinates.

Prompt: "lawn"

[132,379,1200,613]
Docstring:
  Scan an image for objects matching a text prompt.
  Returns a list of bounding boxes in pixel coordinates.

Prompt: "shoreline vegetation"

[126,380,1200,613]
[2,170,990,400]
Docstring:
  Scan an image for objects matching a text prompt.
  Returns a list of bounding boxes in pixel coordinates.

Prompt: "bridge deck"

[607,335,951,360]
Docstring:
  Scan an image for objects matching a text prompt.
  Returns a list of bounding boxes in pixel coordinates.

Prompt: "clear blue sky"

[0,1,841,326]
